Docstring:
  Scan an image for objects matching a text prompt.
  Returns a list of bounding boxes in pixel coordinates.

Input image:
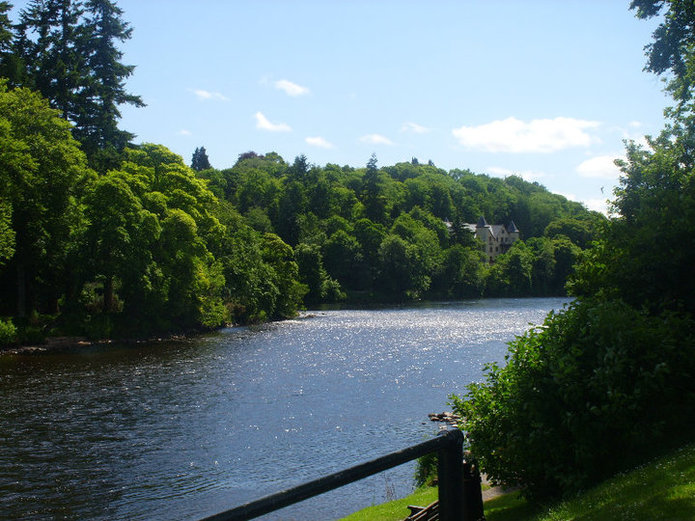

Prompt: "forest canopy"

[0,0,602,345]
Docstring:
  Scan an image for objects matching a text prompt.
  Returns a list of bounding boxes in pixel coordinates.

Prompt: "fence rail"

[198,428,483,521]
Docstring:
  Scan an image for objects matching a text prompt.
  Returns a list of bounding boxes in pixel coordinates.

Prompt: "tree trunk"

[16,263,26,318]
[103,275,113,314]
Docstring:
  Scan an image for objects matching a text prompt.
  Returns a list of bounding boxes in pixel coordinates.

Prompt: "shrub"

[0,318,17,347]
[414,452,438,487]
[451,298,695,501]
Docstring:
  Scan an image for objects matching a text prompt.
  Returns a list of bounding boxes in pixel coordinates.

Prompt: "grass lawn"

[339,442,695,521]
[338,485,438,521]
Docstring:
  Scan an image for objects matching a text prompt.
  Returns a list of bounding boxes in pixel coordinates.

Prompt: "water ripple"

[0,298,567,521]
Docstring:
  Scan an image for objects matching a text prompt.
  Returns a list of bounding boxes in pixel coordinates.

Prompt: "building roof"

[491,224,507,237]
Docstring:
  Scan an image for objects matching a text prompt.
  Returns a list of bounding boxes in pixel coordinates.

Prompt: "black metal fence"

[198,428,484,521]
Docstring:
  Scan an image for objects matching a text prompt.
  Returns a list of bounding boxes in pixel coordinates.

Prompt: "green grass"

[339,485,438,521]
[339,442,695,521]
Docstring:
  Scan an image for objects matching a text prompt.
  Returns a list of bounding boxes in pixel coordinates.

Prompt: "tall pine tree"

[191,146,212,171]
[12,0,143,171]
[0,2,12,52]
[15,0,86,121]
[77,0,144,168]
[0,2,18,81]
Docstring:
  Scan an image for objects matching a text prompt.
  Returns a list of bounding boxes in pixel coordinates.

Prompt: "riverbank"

[0,333,196,356]
[0,310,327,356]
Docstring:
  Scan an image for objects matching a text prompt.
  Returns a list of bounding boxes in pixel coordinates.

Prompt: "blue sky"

[11,1,669,213]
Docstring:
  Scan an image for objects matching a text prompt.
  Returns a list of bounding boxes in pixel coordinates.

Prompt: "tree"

[452,299,695,500]
[485,242,533,297]
[15,0,86,120]
[295,242,342,303]
[0,82,91,317]
[191,146,212,171]
[260,233,307,318]
[0,1,21,82]
[322,229,363,289]
[0,1,13,54]
[433,244,485,298]
[377,234,431,299]
[12,0,143,169]
[288,154,308,179]
[82,172,158,314]
[91,143,228,332]
[544,216,601,249]
[630,0,695,114]
[0,110,17,267]
[362,153,387,223]
[570,133,695,314]
[449,3,695,503]
[76,0,144,168]
[0,199,13,267]
[275,180,306,246]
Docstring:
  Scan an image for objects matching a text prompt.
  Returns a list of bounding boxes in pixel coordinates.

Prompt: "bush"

[451,298,695,501]
[0,318,17,347]
[414,452,438,487]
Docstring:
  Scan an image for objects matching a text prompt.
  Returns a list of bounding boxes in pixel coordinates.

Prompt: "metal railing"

[198,428,484,521]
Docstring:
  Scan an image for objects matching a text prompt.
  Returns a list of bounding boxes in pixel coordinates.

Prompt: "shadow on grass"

[484,493,540,521]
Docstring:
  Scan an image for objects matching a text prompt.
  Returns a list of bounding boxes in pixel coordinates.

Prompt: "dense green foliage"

[0,71,598,344]
[452,0,695,502]
[7,0,144,169]
[0,1,599,344]
[201,152,600,303]
[452,300,695,499]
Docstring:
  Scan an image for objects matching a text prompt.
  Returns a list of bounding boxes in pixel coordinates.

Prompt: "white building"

[464,216,520,263]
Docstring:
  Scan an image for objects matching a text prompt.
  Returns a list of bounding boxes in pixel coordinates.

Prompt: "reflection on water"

[0,298,567,520]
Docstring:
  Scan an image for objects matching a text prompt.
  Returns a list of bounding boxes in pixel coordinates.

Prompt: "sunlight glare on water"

[0,298,567,521]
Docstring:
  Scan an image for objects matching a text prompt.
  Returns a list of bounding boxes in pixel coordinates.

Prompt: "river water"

[0,298,567,521]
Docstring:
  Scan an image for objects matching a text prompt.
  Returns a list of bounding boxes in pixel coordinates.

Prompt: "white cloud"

[178,129,192,136]
[487,166,546,182]
[255,112,292,132]
[582,197,611,215]
[193,89,229,101]
[401,122,431,134]
[275,79,310,97]
[557,191,578,202]
[576,155,624,179]
[305,136,334,149]
[360,134,394,145]
[452,117,600,153]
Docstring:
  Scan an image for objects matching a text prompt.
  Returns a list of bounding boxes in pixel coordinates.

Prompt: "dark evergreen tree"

[191,146,212,171]
[288,154,308,179]
[15,0,86,121]
[12,0,142,171]
[0,2,18,81]
[77,0,144,167]
[0,2,12,52]
[362,153,387,223]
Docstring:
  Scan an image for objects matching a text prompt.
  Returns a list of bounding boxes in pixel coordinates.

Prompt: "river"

[0,298,567,521]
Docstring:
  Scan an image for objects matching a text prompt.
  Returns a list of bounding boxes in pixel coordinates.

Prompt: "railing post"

[463,454,485,521]
[437,429,464,521]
